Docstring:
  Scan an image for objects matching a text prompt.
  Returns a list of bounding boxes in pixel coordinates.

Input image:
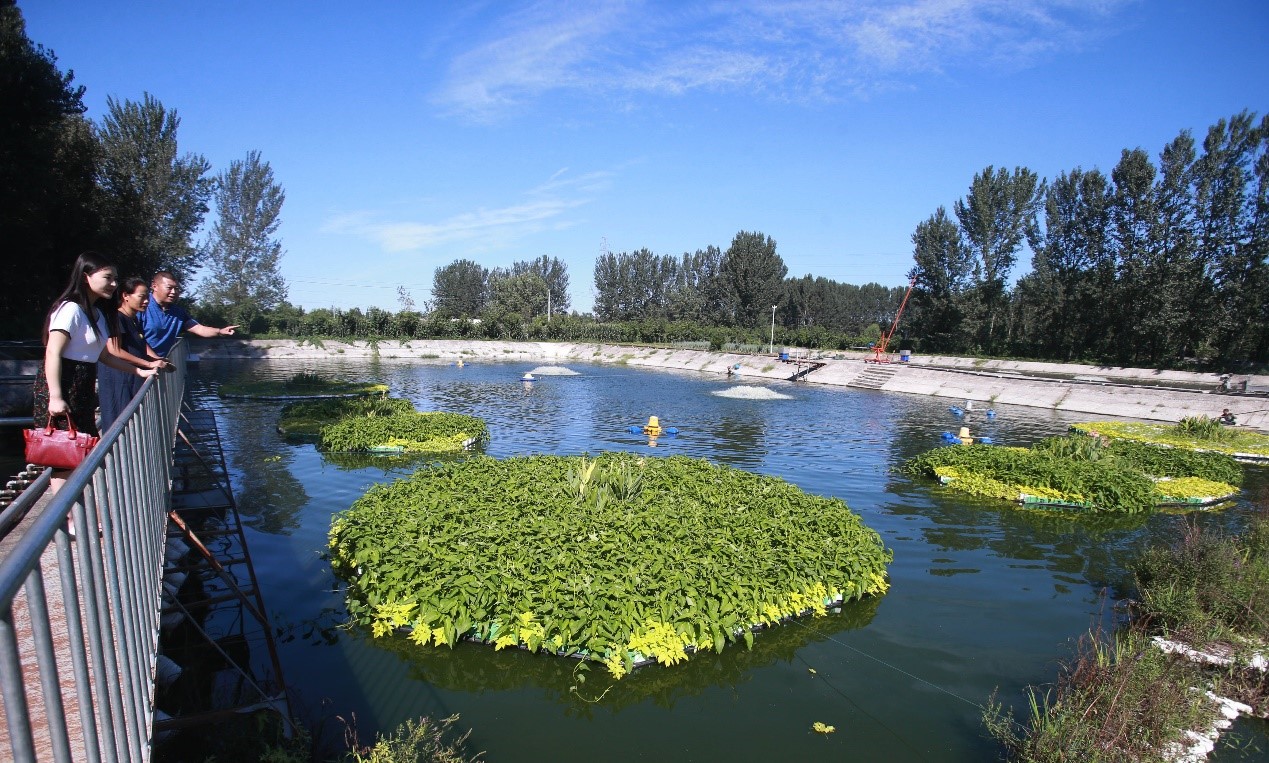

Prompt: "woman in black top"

[97,276,167,432]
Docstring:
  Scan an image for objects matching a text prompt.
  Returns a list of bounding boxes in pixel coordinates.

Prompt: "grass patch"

[344,714,481,763]
[329,453,891,678]
[219,372,388,399]
[986,507,1269,760]
[1133,516,1269,648]
[984,627,1216,761]
[1073,419,1269,459]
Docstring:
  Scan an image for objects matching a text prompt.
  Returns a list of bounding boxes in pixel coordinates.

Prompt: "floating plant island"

[904,433,1244,513]
[219,371,389,400]
[328,453,891,678]
[277,396,416,439]
[1072,417,1269,463]
[317,411,489,454]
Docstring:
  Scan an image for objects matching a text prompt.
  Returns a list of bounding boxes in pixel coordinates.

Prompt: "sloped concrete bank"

[193,339,1269,433]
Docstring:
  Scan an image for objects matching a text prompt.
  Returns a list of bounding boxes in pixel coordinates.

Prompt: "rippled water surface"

[188,358,1269,761]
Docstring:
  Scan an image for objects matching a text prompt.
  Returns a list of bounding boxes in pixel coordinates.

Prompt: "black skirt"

[33,358,99,436]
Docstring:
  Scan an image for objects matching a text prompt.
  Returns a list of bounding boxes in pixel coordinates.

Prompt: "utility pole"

[770,305,777,354]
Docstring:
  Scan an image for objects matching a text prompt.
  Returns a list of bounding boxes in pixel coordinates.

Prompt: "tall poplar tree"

[511,254,571,316]
[953,166,1043,351]
[666,246,725,323]
[720,231,787,328]
[1195,112,1267,362]
[200,151,288,328]
[1108,148,1159,363]
[908,207,973,351]
[96,93,213,281]
[432,259,488,317]
[1025,168,1113,360]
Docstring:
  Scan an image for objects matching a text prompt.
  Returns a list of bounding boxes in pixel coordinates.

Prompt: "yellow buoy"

[958,426,973,445]
[643,415,662,436]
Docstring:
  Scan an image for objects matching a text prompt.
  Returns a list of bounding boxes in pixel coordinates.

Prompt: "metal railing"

[0,341,187,763]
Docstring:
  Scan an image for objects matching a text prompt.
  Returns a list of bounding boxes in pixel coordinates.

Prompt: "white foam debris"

[711,386,793,400]
[1161,692,1254,763]
[1154,636,1263,763]
[1152,636,1269,671]
[527,366,580,376]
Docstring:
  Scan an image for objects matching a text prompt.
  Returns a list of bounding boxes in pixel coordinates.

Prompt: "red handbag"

[24,414,100,470]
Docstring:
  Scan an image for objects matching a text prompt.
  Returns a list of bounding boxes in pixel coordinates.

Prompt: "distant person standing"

[141,271,238,357]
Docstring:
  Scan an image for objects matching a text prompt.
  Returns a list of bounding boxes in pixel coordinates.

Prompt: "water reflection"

[214,399,310,533]
[367,596,880,715]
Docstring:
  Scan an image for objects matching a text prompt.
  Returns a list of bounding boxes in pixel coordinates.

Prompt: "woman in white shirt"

[35,252,156,488]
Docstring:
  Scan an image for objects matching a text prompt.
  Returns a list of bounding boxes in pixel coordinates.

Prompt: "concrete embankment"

[192,339,1269,433]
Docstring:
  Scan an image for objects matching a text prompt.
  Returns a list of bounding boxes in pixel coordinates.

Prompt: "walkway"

[0,343,288,762]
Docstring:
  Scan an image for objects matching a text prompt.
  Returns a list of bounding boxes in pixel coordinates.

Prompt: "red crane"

[867,277,916,364]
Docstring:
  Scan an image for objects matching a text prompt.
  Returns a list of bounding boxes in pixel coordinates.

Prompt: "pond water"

[188,358,1268,761]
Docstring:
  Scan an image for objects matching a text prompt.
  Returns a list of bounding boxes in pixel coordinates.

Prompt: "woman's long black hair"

[43,251,117,344]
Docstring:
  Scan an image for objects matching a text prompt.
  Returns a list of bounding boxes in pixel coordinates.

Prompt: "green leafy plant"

[1153,477,1239,503]
[343,713,480,763]
[1072,421,1269,458]
[278,396,416,439]
[1173,415,1231,441]
[318,412,489,453]
[903,434,1244,513]
[328,453,891,678]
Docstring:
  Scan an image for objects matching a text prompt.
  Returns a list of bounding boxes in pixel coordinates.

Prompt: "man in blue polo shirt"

[141,271,239,356]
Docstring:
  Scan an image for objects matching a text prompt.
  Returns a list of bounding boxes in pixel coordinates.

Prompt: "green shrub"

[1133,519,1269,643]
[329,453,891,678]
[343,714,479,763]
[1105,439,1243,486]
[984,628,1213,761]
[1173,415,1231,441]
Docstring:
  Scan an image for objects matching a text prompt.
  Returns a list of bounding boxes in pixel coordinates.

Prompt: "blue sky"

[21,1,1269,314]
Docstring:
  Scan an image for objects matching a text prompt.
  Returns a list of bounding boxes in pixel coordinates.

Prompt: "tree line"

[1,1,287,339]
[425,230,907,336]
[908,113,1268,366]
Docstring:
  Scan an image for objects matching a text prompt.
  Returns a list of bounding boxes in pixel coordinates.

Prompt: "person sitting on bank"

[1219,408,1237,426]
[140,271,239,357]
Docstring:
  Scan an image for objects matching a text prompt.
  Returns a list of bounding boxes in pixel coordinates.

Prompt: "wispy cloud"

[322,169,613,253]
[432,0,1129,118]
